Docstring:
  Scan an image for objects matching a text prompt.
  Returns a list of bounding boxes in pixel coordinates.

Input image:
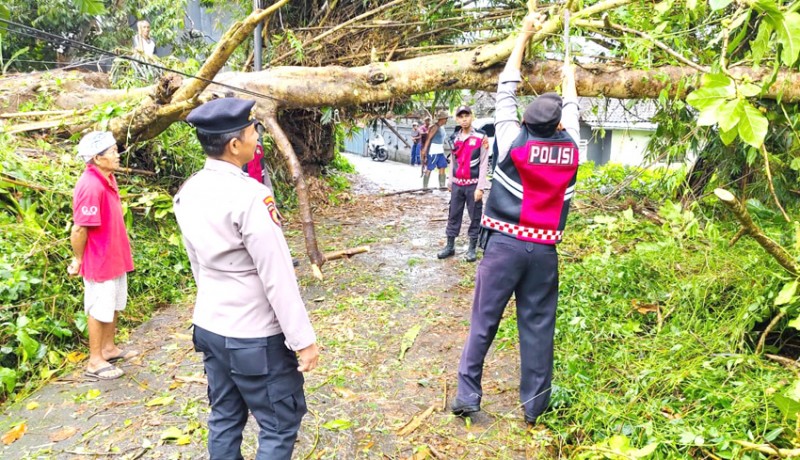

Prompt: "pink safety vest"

[481,128,578,244]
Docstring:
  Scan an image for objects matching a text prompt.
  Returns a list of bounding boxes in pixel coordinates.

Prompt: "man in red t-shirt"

[68,131,137,380]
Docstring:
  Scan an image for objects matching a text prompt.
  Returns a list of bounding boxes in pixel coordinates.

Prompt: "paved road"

[344,152,431,193]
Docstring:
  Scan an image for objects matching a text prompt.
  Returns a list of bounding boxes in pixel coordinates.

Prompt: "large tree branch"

[714,188,800,276]
[261,113,326,278]
[171,0,290,102]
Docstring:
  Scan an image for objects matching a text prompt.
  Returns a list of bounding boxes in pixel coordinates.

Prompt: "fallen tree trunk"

[5,60,800,121]
[5,0,800,273]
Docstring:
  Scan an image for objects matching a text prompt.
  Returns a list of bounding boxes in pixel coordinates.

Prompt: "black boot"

[465,238,478,262]
[437,237,456,259]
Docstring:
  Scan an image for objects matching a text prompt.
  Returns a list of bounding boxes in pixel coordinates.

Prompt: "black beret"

[523,93,563,126]
[186,98,257,135]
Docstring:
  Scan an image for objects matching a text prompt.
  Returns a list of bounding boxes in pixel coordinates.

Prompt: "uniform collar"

[203,157,248,177]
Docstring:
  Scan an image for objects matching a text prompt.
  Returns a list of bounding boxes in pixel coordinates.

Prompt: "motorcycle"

[368,134,389,162]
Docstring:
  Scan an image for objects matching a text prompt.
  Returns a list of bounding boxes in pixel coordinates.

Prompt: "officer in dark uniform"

[174,98,319,459]
[451,12,580,425]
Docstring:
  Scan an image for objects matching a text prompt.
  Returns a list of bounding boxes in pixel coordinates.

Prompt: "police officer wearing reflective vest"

[452,12,579,425]
[174,98,319,459]
[437,105,489,262]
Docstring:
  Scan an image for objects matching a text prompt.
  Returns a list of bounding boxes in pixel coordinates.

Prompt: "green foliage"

[0,128,196,402]
[1,0,198,72]
[687,73,769,148]
[497,163,800,457]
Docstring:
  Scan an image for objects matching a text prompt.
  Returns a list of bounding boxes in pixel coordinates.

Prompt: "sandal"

[85,365,124,380]
[106,349,139,363]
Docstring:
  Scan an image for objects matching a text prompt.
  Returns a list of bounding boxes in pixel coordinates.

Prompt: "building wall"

[344,119,456,164]
[608,129,653,166]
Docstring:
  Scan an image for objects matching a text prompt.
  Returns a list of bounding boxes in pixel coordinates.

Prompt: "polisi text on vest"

[527,143,575,165]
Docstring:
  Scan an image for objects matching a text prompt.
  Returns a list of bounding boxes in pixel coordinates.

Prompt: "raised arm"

[495,13,545,162]
[560,63,580,143]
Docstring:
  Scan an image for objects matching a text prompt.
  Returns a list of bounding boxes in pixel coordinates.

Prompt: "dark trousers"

[446,183,483,239]
[456,232,559,420]
[193,326,307,460]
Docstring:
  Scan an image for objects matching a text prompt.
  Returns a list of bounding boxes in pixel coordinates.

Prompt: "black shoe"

[437,237,456,259]
[465,238,478,262]
[524,414,537,425]
[451,399,480,416]
[292,258,299,267]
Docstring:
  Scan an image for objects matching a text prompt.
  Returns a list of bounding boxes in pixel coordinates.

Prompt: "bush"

[0,130,193,402]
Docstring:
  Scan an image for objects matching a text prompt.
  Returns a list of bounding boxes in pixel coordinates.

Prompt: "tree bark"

[262,114,326,278]
[6,61,800,120]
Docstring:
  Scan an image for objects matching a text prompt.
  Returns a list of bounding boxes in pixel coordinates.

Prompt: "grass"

[474,195,800,458]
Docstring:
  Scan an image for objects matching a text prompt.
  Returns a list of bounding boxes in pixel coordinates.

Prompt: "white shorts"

[84,274,128,323]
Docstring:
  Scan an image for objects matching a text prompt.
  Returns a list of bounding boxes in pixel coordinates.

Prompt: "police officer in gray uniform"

[174,98,319,460]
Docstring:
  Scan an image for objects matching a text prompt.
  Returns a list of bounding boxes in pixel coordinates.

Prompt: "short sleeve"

[73,180,103,227]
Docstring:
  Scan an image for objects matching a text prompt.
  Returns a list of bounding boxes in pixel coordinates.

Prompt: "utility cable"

[0,17,283,104]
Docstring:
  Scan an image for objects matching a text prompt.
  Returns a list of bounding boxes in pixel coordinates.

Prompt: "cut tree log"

[323,246,370,262]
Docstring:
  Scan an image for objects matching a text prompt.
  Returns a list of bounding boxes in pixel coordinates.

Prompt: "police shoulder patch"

[263,195,281,227]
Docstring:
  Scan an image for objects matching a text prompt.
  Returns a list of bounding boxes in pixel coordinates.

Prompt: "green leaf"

[786,379,800,401]
[608,435,631,451]
[717,99,742,132]
[146,395,175,407]
[754,0,784,24]
[776,13,800,65]
[775,280,798,305]
[686,86,730,111]
[765,427,785,442]
[629,442,659,458]
[16,330,39,362]
[790,157,800,171]
[654,0,672,15]
[739,83,762,98]
[160,426,184,440]
[774,393,800,420]
[787,315,800,330]
[399,324,422,360]
[73,0,107,15]
[751,21,774,66]
[697,106,721,126]
[322,419,353,431]
[0,5,8,37]
[686,0,697,9]
[0,367,16,393]
[737,103,769,148]
[720,127,738,145]
[702,73,734,91]
[709,0,734,10]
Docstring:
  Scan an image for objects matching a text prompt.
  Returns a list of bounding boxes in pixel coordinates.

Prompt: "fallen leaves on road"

[322,419,353,431]
[160,426,191,445]
[1,422,27,445]
[145,395,175,407]
[399,324,422,360]
[66,351,87,363]
[49,426,78,442]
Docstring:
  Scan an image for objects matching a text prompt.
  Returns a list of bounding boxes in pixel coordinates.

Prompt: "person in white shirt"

[132,20,155,56]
